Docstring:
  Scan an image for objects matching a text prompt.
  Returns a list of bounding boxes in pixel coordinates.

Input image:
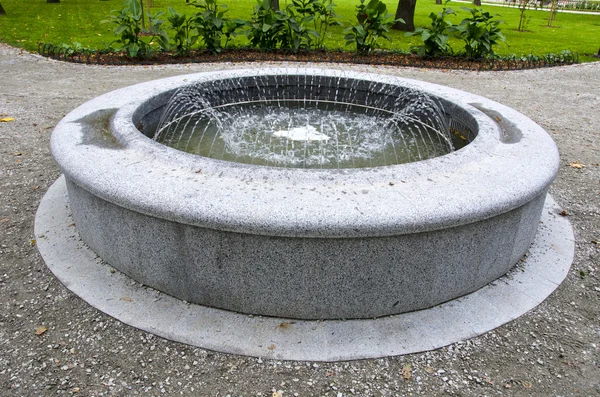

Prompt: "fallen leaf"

[121,296,132,302]
[272,391,283,397]
[14,152,23,156]
[35,326,48,336]
[72,387,80,393]
[569,161,585,169]
[522,380,533,389]
[402,364,412,380]
[0,218,9,223]
[267,344,276,351]
[29,239,36,246]
[277,321,295,329]
[424,366,435,374]
[560,210,569,216]
[0,117,15,122]
[195,169,202,174]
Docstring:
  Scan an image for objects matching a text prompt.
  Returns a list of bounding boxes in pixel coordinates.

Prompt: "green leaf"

[128,0,141,17]
[114,25,128,35]
[127,42,139,57]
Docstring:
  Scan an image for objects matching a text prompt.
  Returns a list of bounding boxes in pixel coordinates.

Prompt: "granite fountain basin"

[49,68,559,321]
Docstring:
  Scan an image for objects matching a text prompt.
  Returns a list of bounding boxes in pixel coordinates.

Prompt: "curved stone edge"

[50,69,560,238]
[35,176,574,362]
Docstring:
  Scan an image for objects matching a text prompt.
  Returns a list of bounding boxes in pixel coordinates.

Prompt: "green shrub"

[451,7,506,59]
[290,0,340,49]
[102,0,169,57]
[166,7,198,54]
[56,42,92,56]
[343,0,401,54]
[246,0,319,51]
[189,0,243,54]
[246,0,287,49]
[147,13,170,51]
[405,0,454,57]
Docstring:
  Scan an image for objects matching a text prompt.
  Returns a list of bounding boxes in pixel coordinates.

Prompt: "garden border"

[37,44,579,71]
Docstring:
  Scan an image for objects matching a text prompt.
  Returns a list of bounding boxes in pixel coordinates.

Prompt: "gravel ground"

[1,44,599,396]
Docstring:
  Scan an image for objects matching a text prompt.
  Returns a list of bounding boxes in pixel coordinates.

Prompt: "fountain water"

[152,74,462,168]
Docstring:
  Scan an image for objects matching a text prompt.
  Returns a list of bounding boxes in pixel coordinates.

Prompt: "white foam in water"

[273,125,330,142]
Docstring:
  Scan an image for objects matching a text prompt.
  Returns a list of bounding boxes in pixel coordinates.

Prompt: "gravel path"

[1,44,599,396]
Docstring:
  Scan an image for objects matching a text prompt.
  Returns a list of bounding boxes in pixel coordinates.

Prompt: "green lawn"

[0,0,599,61]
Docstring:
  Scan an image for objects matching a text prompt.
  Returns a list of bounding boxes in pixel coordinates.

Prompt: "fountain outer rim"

[35,177,575,361]
[50,68,560,238]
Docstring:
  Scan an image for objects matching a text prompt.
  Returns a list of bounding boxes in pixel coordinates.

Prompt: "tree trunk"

[435,0,442,4]
[46,0,60,3]
[270,0,279,10]
[392,0,417,32]
[140,0,146,30]
[0,3,5,15]
[473,0,481,5]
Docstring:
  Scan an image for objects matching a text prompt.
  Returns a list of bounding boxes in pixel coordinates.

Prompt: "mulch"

[37,46,578,71]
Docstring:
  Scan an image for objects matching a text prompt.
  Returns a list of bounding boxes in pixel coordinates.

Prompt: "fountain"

[37,68,573,360]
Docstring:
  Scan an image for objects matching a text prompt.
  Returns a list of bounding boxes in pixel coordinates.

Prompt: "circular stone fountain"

[37,68,573,360]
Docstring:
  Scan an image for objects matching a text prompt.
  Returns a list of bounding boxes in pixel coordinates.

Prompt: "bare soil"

[0,43,599,396]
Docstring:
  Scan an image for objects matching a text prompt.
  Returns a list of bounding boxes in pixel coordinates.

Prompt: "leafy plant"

[147,12,170,51]
[405,0,454,57]
[166,6,198,54]
[246,0,280,49]
[290,0,340,49]
[189,0,242,54]
[283,3,321,49]
[246,0,318,51]
[102,0,169,57]
[343,0,401,54]
[57,42,87,56]
[451,7,506,59]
